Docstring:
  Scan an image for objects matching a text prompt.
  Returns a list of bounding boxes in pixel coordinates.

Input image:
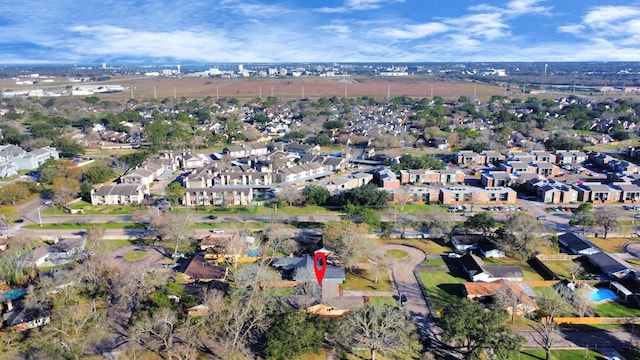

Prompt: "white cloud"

[559,5,640,48]
[378,22,448,40]
[315,0,403,13]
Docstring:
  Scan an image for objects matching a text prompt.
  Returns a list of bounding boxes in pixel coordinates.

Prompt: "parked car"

[210,229,224,234]
[634,214,640,219]
[536,215,548,221]
[447,253,462,258]
[399,294,408,305]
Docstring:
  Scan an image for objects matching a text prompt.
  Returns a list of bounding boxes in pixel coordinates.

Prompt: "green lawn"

[390,203,445,215]
[93,239,135,252]
[482,257,545,281]
[422,257,446,266]
[123,249,148,261]
[417,270,467,313]
[387,239,449,255]
[385,249,408,259]
[24,222,145,230]
[519,349,607,360]
[43,201,142,215]
[342,269,394,292]
[586,237,631,254]
[367,296,397,307]
[592,300,640,318]
[539,260,576,280]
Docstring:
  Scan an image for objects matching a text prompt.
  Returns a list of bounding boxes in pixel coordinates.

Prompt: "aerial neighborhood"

[0,66,640,359]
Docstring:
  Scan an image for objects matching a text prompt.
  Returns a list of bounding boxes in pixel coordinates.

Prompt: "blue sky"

[2,0,640,63]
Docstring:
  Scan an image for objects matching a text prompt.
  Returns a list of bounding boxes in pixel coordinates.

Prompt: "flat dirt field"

[2,76,508,101]
[106,76,506,101]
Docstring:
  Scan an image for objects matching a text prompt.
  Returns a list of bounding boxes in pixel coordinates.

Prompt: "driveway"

[107,244,168,273]
[383,244,432,335]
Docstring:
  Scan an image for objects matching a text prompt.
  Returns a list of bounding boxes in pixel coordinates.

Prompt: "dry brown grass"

[2,75,507,101]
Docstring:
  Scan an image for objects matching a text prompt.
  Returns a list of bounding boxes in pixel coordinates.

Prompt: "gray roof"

[558,232,599,254]
[586,252,631,276]
[272,255,346,282]
[93,184,143,197]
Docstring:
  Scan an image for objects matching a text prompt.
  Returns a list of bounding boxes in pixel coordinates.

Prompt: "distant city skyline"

[2,0,640,64]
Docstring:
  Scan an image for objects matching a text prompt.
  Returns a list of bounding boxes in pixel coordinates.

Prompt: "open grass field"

[342,269,393,292]
[417,269,467,313]
[387,238,450,256]
[123,249,148,261]
[11,75,509,101]
[592,300,640,317]
[586,236,632,254]
[519,349,608,360]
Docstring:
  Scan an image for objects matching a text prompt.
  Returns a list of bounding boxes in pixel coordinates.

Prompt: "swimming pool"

[0,288,26,300]
[589,288,618,302]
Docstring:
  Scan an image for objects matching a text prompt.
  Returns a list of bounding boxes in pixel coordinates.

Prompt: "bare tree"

[497,213,549,260]
[213,262,278,357]
[494,282,524,323]
[156,213,195,260]
[593,206,621,239]
[338,304,418,360]
[276,186,305,206]
[568,262,583,283]
[367,245,391,284]
[529,290,568,360]
[421,212,453,239]
[131,307,179,359]
[322,221,371,271]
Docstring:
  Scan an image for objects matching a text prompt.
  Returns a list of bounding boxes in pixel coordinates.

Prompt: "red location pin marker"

[313,252,327,286]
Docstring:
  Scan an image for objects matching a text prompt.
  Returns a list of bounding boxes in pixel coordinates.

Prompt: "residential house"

[451,234,482,253]
[181,152,205,169]
[505,151,535,163]
[223,144,269,159]
[531,162,560,177]
[90,184,146,205]
[398,169,464,185]
[532,180,578,204]
[573,182,621,203]
[319,173,373,194]
[284,143,321,156]
[480,150,506,166]
[183,187,253,206]
[554,150,588,165]
[480,171,513,187]
[120,167,155,189]
[375,168,401,189]
[275,162,326,183]
[388,186,439,204]
[500,161,533,174]
[586,252,633,279]
[272,255,346,284]
[531,151,556,163]
[46,238,86,263]
[2,301,50,331]
[322,157,349,172]
[454,150,486,166]
[558,232,600,255]
[463,280,537,315]
[12,147,59,170]
[178,256,228,283]
[615,183,640,203]
[460,253,524,282]
[440,186,517,205]
[478,242,506,258]
[0,162,18,178]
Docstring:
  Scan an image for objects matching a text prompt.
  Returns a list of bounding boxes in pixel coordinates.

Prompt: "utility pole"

[37,206,42,227]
